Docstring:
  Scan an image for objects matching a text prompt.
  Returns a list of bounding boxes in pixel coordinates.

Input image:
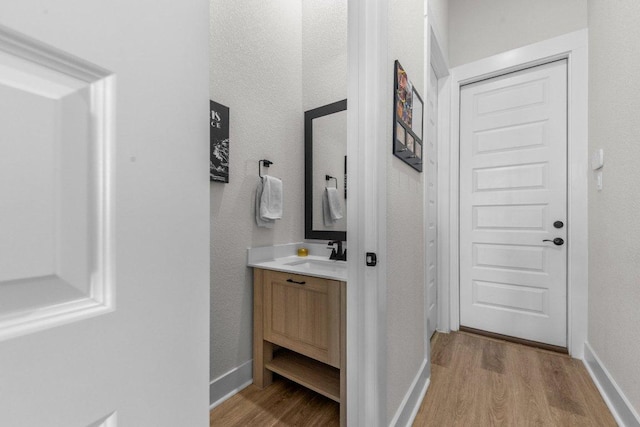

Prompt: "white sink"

[284,258,347,273]
[247,245,348,281]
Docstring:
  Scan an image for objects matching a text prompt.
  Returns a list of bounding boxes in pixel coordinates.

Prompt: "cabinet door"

[263,270,341,368]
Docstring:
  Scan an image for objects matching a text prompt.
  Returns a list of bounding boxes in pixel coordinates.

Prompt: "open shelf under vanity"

[266,349,340,402]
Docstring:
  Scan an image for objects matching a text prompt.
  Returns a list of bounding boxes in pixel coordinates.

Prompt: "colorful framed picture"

[392,60,423,172]
[407,133,415,153]
[396,121,406,145]
[395,63,413,128]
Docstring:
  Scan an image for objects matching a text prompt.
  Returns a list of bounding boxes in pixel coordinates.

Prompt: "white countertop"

[247,242,347,282]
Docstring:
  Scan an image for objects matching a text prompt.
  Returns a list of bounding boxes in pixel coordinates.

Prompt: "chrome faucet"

[328,240,347,261]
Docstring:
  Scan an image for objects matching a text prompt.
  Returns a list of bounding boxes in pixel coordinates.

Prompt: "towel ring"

[259,159,273,180]
[325,174,338,189]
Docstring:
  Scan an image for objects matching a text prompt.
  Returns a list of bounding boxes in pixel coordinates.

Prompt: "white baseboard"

[583,342,640,427]
[209,359,253,410]
[389,358,430,427]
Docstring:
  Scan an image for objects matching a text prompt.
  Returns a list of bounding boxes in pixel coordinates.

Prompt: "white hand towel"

[259,175,283,220]
[255,180,274,228]
[326,187,343,221]
[323,190,335,226]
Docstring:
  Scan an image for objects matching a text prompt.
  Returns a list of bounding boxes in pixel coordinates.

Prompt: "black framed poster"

[393,60,424,173]
[210,100,230,183]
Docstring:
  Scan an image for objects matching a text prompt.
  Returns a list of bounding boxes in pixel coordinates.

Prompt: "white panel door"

[459,60,568,347]
[0,2,209,426]
[426,65,438,338]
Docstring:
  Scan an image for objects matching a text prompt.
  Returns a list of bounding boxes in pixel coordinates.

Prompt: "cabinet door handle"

[286,278,306,285]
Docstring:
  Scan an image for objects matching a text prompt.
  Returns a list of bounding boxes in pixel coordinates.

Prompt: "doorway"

[458,60,568,348]
[444,30,589,357]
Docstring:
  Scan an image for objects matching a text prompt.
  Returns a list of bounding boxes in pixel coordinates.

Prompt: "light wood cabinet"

[253,268,346,426]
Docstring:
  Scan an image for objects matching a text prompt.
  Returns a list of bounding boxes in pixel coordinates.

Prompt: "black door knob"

[543,238,564,246]
[554,221,564,229]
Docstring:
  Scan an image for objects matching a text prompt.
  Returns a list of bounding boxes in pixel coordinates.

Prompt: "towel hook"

[325,174,338,189]
[259,159,273,180]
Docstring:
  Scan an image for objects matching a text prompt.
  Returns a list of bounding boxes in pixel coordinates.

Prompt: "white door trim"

[435,57,452,336]
[425,17,450,344]
[346,0,388,425]
[444,29,588,357]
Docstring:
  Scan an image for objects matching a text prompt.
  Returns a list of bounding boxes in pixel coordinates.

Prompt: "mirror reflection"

[305,101,347,240]
[313,110,347,231]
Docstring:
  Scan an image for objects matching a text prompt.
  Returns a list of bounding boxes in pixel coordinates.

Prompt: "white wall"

[448,0,587,67]
[387,0,426,421]
[427,0,449,59]
[302,0,348,111]
[209,0,304,383]
[587,0,640,414]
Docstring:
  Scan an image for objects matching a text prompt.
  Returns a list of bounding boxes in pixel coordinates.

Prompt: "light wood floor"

[209,376,339,426]
[210,331,615,426]
[414,331,616,426]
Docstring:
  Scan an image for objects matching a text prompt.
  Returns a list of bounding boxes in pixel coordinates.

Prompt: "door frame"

[442,29,589,357]
[346,0,389,425]
[424,19,449,343]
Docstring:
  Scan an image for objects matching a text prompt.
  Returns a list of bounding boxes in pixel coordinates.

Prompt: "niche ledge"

[0,25,115,342]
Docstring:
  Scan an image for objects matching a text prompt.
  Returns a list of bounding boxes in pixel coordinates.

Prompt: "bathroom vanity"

[248,244,347,426]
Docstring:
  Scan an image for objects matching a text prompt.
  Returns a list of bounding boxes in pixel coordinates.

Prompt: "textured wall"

[302,0,348,112]
[448,0,587,67]
[387,0,426,421]
[209,0,304,381]
[427,0,449,59]
[587,0,640,414]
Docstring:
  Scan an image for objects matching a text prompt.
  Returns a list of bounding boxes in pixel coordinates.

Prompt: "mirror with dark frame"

[304,99,347,241]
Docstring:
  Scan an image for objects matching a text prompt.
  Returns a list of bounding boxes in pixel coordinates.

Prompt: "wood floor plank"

[210,380,298,426]
[277,392,339,427]
[430,331,455,367]
[481,339,506,374]
[537,351,586,416]
[242,385,310,426]
[550,406,599,426]
[504,341,554,426]
[209,382,280,426]
[210,377,339,427]
[486,370,509,426]
[446,333,489,426]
